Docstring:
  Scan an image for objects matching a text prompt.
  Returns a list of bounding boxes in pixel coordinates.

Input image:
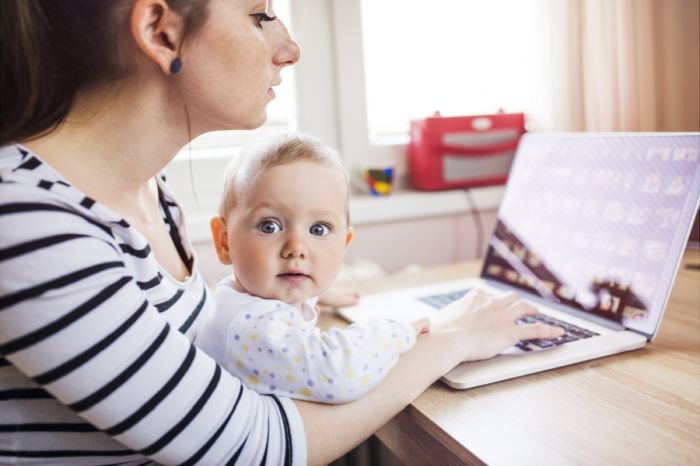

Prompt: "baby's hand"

[411,318,431,335]
[318,287,360,309]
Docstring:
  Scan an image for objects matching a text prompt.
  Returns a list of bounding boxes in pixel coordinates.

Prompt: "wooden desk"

[324,250,700,465]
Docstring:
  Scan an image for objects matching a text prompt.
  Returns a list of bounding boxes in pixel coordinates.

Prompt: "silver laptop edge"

[477,132,700,342]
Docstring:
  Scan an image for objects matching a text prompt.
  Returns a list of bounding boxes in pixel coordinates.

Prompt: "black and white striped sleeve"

[0,193,307,464]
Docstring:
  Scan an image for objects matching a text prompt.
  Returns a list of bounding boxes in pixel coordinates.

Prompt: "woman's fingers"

[464,287,487,303]
[506,299,539,318]
[489,291,520,307]
[517,322,565,341]
[504,300,565,340]
[444,287,487,312]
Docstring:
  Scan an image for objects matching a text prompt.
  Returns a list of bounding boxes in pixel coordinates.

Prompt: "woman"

[0,0,562,464]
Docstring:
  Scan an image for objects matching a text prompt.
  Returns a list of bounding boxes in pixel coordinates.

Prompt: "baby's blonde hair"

[219,133,350,223]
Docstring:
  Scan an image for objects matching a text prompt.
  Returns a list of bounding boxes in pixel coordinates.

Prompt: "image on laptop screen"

[481,133,700,336]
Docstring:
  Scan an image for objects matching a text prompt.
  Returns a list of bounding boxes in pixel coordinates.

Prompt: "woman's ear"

[130,0,186,75]
[211,216,232,265]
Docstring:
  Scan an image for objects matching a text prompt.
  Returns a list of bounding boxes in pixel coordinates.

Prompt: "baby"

[196,133,428,403]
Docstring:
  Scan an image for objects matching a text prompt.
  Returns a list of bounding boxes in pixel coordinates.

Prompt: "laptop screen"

[481,133,700,336]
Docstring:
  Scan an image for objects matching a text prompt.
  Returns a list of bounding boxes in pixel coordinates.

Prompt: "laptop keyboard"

[417,289,599,351]
[417,288,472,309]
[514,314,598,351]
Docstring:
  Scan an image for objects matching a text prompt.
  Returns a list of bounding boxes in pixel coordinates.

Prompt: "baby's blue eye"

[310,223,331,237]
[258,220,282,234]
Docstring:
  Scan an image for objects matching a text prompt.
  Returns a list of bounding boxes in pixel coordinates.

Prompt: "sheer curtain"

[548,0,700,132]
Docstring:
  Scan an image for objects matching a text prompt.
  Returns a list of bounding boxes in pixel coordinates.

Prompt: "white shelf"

[185,186,505,243]
[349,186,504,226]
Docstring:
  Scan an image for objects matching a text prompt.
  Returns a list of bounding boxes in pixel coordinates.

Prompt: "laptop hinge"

[627,328,653,342]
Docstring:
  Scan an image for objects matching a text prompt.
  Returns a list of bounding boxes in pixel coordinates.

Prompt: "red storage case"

[408,112,526,191]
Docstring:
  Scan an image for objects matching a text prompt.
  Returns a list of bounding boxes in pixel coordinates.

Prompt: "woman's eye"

[310,223,331,237]
[250,12,277,28]
[258,220,282,234]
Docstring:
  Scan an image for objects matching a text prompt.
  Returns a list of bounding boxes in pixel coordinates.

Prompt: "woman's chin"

[237,111,269,130]
[200,112,269,133]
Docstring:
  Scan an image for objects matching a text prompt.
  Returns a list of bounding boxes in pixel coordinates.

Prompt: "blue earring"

[169,57,182,75]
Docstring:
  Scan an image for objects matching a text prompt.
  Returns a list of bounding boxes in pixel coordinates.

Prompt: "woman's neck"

[23,77,191,207]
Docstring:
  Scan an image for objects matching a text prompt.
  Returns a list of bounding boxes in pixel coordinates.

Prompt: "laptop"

[340,132,700,389]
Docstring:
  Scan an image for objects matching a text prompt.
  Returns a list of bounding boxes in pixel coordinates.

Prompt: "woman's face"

[181,0,300,133]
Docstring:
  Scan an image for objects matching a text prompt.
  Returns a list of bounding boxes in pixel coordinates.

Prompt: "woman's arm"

[0,181,306,465]
[295,330,458,466]
[296,290,565,466]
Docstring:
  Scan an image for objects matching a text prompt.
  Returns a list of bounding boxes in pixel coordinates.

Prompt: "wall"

[345,210,498,273]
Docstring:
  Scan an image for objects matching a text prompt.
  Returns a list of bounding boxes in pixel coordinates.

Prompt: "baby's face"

[223,160,352,307]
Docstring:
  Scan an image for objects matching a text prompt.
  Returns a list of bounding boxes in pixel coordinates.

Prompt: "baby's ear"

[345,226,354,248]
[210,216,232,265]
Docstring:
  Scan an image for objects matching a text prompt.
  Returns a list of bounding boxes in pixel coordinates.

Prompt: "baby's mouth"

[277,272,311,284]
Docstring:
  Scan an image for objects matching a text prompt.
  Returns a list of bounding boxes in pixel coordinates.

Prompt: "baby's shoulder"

[215,281,299,320]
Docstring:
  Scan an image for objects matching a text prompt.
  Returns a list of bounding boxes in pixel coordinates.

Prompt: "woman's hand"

[297,288,563,466]
[431,288,564,362]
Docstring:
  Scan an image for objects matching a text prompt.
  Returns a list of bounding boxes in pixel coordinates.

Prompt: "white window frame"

[328,0,407,174]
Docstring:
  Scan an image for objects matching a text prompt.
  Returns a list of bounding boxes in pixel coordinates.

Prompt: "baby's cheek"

[236,266,271,296]
[318,252,345,286]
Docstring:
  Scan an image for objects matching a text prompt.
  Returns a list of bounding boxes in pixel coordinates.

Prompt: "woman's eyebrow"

[247,0,267,10]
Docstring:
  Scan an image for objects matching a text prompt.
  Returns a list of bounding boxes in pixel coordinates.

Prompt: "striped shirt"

[0,144,306,465]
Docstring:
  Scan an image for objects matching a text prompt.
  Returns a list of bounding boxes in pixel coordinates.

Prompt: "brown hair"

[219,133,351,224]
[0,0,209,146]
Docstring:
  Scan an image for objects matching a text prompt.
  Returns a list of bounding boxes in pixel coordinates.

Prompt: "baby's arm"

[223,306,419,403]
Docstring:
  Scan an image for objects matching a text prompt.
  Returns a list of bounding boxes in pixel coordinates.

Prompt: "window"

[331,0,558,170]
[360,0,551,140]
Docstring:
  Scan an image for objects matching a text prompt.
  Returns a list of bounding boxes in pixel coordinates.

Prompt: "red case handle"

[436,139,520,157]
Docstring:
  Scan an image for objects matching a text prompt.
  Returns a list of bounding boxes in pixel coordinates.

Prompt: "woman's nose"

[272,20,300,67]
